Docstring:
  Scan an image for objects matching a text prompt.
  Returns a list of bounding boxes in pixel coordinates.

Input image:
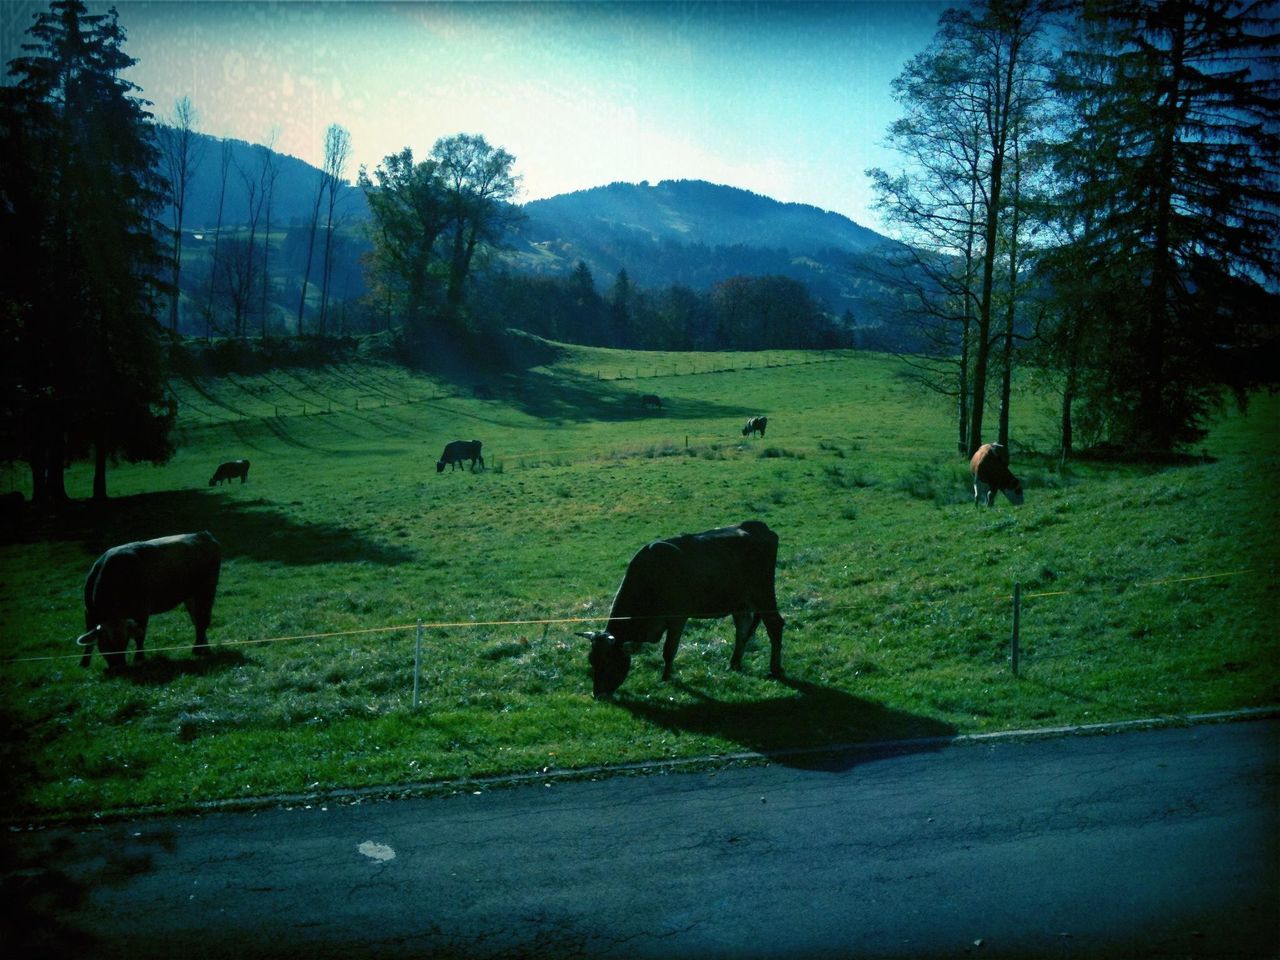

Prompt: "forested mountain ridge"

[521,179,888,253]
[161,131,905,341]
[503,179,903,329]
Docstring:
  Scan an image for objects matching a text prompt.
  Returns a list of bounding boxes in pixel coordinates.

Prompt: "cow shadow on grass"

[4,489,415,567]
[614,677,957,772]
[109,648,251,686]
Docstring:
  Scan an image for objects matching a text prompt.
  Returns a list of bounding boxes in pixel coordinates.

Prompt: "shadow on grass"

[3,489,415,567]
[491,368,754,425]
[111,649,252,686]
[614,677,957,772]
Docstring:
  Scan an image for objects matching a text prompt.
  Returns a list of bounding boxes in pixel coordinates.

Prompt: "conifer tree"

[2,0,173,502]
[1049,0,1280,450]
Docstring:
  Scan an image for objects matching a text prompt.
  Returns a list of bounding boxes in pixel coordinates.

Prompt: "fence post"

[412,619,423,709]
[1010,582,1022,675]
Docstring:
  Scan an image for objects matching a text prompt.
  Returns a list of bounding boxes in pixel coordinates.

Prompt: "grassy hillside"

[2,343,1277,819]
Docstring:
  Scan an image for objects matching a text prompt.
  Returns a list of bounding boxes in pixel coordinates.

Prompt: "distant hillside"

[508,180,906,330]
[169,130,365,230]
[522,180,886,253]
[162,135,910,343]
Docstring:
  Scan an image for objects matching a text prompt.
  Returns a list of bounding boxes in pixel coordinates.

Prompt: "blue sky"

[1,1,950,229]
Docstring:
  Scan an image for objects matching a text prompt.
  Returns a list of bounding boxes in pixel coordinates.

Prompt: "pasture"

[2,339,1277,819]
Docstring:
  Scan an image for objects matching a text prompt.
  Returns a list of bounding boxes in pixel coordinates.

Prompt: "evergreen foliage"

[0,0,174,503]
[1042,0,1280,452]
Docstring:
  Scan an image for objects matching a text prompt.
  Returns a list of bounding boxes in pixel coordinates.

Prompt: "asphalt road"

[4,717,1277,960]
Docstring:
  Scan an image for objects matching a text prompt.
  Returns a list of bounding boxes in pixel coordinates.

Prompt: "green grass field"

[2,339,1277,820]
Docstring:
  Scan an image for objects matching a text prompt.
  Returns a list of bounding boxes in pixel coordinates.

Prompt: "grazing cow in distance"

[76,532,221,670]
[970,442,1025,507]
[209,459,250,486]
[578,520,786,698]
[640,394,663,410]
[742,416,768,438]
[437,439,485,473]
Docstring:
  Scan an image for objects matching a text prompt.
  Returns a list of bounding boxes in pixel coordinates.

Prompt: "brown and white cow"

[970,442,1024,507]
[742,416,768,438]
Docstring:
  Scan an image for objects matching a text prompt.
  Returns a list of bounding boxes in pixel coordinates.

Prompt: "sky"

[0,1,951,230]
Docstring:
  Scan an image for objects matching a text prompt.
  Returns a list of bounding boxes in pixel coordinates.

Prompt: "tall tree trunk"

[92,440,108,501]
[968,167,1000,457]
[296,183,323,336]
[45,427,68,504]
[1139,10,1185,451]
[204,141,231,341]
[1060,357,1077,467]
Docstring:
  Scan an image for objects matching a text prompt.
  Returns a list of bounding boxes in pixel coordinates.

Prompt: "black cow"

[437,440,485,473]
[742,416,768,438]
[76,532,222,670]
[579,520,785,698]
[640,394,663,410]
[209,459,250,486]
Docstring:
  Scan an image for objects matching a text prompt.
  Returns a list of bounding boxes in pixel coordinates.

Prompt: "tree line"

[476,264,849,351]
[868,0,1278,459]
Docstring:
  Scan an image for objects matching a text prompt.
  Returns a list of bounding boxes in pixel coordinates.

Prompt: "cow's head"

[579,631,636,699]
[75,619,139,670]
[1003,478,1025,506]
[435,460,446,474]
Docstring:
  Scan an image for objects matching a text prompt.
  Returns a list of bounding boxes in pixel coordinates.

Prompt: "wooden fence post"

[1011,582,1022,675]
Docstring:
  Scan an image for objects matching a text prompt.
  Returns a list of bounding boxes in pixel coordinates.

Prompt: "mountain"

[522,179,886,253]
[162,132,906,339]
[175,131,366,230]
[507,180,903,328]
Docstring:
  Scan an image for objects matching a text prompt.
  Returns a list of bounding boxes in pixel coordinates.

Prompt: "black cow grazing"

[578,520,785,698]
[640,394,663,410]
[970,442,1025,507]
[742,416,768,438]
[209,459,250,486]
[76,532,221,670]
[437,439,485,473]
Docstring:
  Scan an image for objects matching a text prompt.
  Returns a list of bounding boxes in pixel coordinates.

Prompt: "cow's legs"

[730,612,760,670]
[661,618,687,680]
[186,596,213,655]
[130,616,149,665]
[762,610,785,677]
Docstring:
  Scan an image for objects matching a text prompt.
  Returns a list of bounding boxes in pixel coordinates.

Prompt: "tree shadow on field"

[3,489,415,567]
[491,368,754,426]
[615,677,957,772]
[398,327,751,425]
